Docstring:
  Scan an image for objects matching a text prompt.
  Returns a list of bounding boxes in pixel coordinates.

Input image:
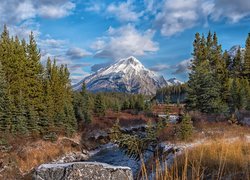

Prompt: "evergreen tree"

[25,32,44,133]
[74,83,92,124]
[122,100,130,110]
[223,50,231,70]
[196,60,227,113]
[135,95,145,111]
[94,94,106,116]
[228,78,250,112]
[186,33,203,110]
[178,114,193,140]
[232,48,242,78]
[80,83,92,123]
[187,31,228,113]
[0,62,11,132]
[0,26,78,136]
[244,33,250,80]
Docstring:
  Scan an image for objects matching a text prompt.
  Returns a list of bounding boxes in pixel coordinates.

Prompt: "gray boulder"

[33,162,133,180]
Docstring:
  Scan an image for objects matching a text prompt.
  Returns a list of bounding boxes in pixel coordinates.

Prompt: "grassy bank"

[144,138,250,180]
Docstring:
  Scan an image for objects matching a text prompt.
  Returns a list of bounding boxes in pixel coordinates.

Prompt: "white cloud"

[84,0,143,22]
[0,0,75,25]
[66,47,92,59]
[8,20,40,40]
[153,0,250,36]
[149,64,170,72]
[70,66,90,84]
[84,2,105,13]
[39,38,66,49]
[155,0,204,37]
[172,58,191,74]
[38,1,75,19]
[92,24,159,60]
[106,0,143,22]
[211,0,250,23]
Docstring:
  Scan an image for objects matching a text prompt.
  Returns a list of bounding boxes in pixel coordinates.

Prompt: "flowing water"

[88,146,142,175]
[88,115,179,176]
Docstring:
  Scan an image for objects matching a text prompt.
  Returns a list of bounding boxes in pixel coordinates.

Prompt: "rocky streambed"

[33,116,181,180]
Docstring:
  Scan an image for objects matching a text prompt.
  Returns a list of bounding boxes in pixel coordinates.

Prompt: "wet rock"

[33,162,133,180]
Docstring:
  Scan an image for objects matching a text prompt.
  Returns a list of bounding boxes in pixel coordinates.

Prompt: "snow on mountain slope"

[167,78,183,86]
[228,45,245,59]
[73,56,171,95]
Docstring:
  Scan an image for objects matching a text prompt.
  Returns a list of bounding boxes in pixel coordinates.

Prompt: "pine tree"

[178,114,193,140]
[41,58,55,131]
[228,78,249,112]
[80,83,92,123]
[232,48,242,78]
[187,31,228,113]
[223,50,231,70]
[244,33,250,80]
[94,94,106,116]
[186,33,203,110]
[25,32,44,133]
[196,60,227,113]
[135,95,145,111]
[0,61,11,132]
[122,100,130,110]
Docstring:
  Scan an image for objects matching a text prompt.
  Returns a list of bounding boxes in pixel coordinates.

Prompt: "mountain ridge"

[73,56,183,95]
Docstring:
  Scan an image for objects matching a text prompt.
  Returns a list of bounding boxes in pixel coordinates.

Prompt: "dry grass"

[0,135,81,179]
[89,110,156,130]
[146,138,250,180]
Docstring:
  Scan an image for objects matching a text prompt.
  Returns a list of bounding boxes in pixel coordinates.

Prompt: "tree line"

[0,26,76,136]
[0,26,152,138]
[155,84,187,104]
[73,86,152,126]
[186,31,250,114]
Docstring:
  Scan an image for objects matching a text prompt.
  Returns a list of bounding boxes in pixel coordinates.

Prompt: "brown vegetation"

[0,135,81,179]
[149,139,250,180]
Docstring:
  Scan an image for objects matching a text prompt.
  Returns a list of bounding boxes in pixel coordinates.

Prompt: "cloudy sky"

[1,0,250,83]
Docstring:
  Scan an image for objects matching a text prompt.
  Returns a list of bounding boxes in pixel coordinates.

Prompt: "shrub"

[178,114,193,140]
[43,132,58,142]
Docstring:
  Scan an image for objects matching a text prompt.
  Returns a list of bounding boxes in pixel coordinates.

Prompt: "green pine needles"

[0,25,77,136]
[186,31,250,114]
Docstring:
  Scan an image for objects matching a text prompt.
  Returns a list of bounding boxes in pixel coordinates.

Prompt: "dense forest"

[1,24,250,139]
[156,31,250,116]
[155,84,187,104]
[0,25,77,136]
[187,31,250,114]
[0,26,151,138]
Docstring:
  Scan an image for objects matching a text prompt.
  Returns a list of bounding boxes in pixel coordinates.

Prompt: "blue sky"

[1,0,250,83]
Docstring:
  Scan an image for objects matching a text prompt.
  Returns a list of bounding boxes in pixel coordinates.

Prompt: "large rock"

[33,162,133,180]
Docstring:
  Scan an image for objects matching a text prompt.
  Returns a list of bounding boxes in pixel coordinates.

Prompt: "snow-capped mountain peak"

[101,56,145,75]
[228,45,245,58]
[73,56,183,95]
[167,78,183,85]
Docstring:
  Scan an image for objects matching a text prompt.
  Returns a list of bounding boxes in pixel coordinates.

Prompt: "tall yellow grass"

[143,138,250,180]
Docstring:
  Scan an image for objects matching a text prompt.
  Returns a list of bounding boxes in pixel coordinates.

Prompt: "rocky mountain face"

[228,45,245,58]
[73,56,182,95]
[166,78,183,86]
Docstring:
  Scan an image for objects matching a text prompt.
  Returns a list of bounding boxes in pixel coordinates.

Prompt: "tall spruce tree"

[187,32,228,113]
[94,94,106,116]
[232,48,242,78]
[244,33,250,80]
[0,61,11,132]
[25,32,44,133]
